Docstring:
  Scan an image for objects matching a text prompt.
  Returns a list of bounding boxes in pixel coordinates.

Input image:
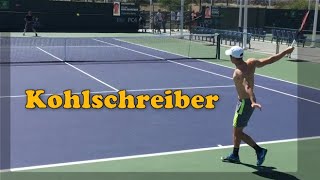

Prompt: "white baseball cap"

[225,46,244,59]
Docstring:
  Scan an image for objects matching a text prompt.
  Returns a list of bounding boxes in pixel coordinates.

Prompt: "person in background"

[191,10,197,29]
[23,11,38,37]
[155,9,162,34]
[162,12,167,33]
[176,11,180,31]
[139,10,147,32]
[196,11,201,26]
[170,11,176,31]
[113,3,120,16]
[191,10,196,21]
[205,6,211,19]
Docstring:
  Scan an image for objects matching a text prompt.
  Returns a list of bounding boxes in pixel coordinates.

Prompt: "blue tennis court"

[1,35,319,173]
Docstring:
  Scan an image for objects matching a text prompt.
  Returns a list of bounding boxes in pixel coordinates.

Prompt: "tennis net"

[0,34,220,66]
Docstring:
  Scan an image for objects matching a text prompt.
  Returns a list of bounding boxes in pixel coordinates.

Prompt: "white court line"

[115,38,320,91]
[7,46,117,48]
[220,42,281,55]
[255,85,320,105]
[94,39,232,81]
[60,46,117,48]
[93,39,320,106]
[4,136,320,172]
[0,85,234,99]
[0,90,116,99]
[92,39,115,46]
[36,47,119,91]
[126,85,235,92]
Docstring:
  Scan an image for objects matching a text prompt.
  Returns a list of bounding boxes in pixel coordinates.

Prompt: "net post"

[150,0,153,32]
[276,36,280,54]
[152,3,155,34]
[311,0,319,47]
[216,33,221,59]
[64,38,67,61]
[170,12,172,36]
[188,35,191,58]
[239,0,243,28]
[180,0,184,36]
[242,0,248,49]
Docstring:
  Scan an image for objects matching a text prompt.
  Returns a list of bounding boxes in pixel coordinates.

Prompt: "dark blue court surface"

[1,37,319,169]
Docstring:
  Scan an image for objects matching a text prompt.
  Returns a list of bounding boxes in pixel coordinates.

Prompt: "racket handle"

[290,39,296,47]
[288,39,296,58]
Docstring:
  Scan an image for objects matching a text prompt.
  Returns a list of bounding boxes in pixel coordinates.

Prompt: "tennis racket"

[288,11,310,58]
[290,11,310,47]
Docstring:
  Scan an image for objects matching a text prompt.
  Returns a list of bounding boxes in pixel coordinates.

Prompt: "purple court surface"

[1,37,319,169]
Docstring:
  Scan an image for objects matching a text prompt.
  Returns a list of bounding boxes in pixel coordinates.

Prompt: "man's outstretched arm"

[255,47,294,68]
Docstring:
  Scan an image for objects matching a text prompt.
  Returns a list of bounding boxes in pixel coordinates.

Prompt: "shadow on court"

[287,59,311,63]
[240,163,300,180]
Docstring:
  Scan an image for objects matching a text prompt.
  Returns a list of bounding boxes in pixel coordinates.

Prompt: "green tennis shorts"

[233,99,255,127]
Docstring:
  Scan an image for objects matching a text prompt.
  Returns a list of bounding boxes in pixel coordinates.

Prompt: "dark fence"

[1,1,319,33]
[194,7,319,33]
[0,0,139,32]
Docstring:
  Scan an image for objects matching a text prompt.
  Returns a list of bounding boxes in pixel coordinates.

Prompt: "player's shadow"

[240,162,300,180]
[287,59,310,63]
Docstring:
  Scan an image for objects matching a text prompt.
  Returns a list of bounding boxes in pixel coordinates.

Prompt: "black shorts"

[233,99,255,127]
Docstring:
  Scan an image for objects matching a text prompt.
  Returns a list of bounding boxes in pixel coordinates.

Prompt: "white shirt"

[171,11,176,21]
[156,12,163,22]
[176,12,180,21]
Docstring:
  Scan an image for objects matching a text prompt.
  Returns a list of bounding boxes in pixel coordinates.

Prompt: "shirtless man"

[222,46,294,166]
